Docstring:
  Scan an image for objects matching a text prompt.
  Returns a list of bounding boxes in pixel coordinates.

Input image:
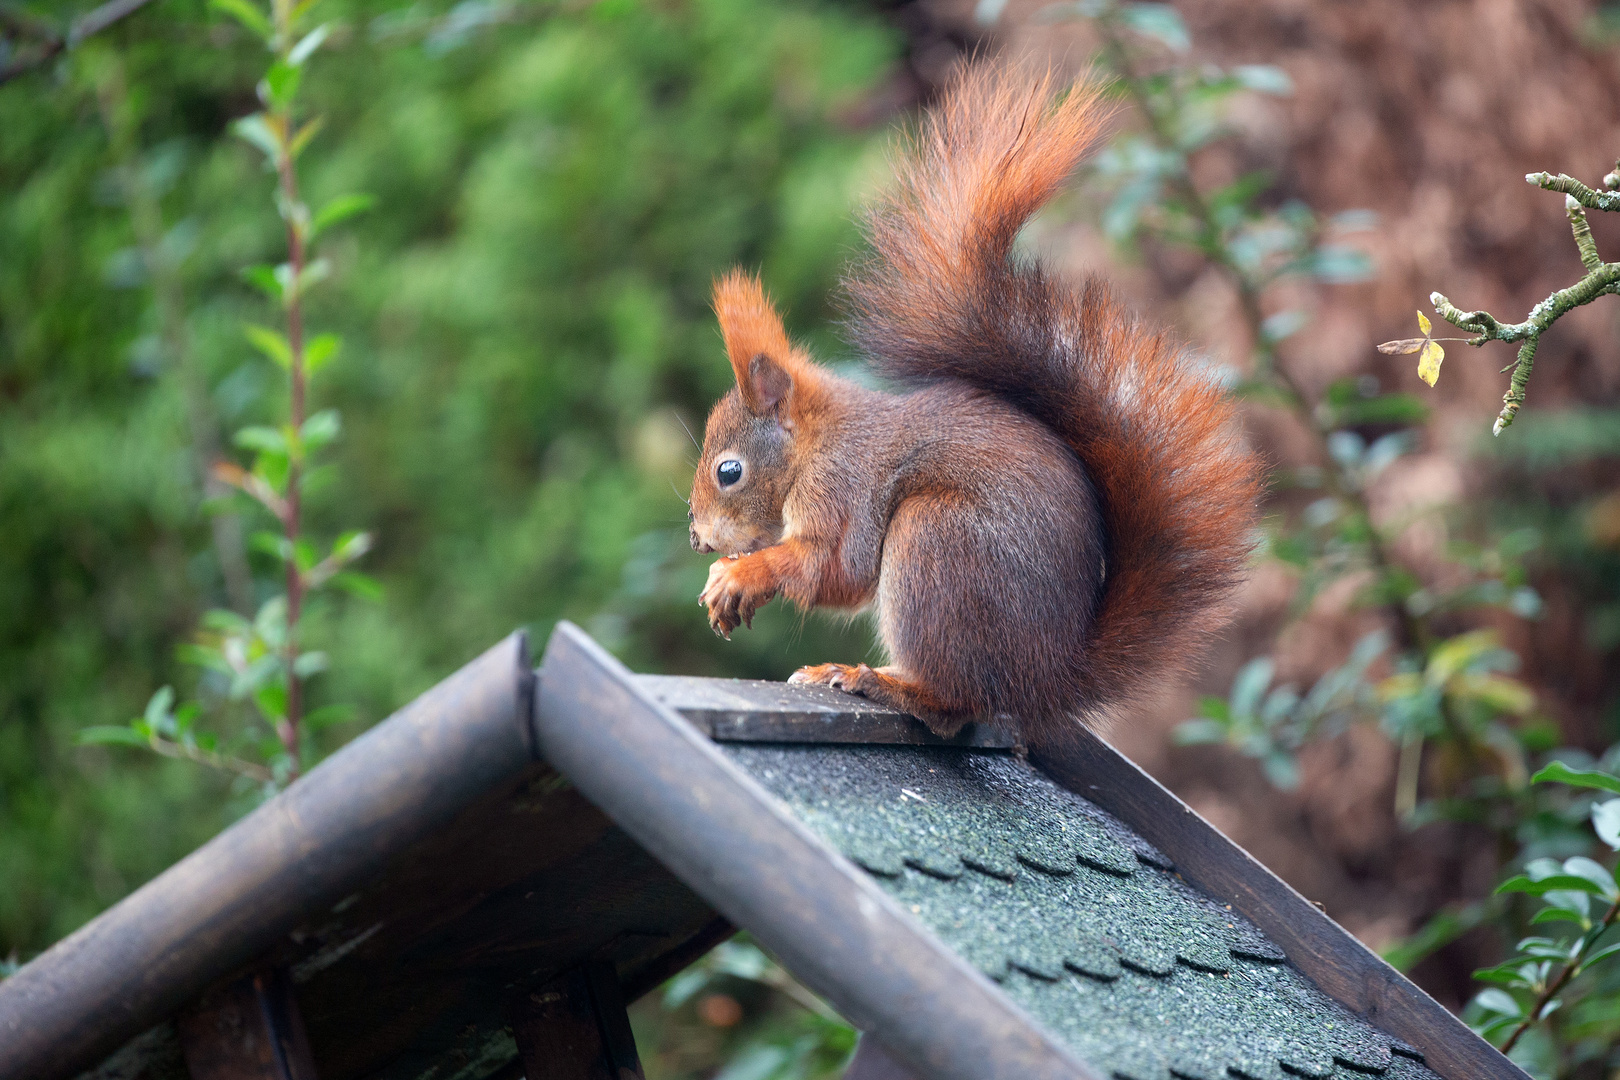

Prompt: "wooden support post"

[509,963,644,1080]
[177,968,318,1080]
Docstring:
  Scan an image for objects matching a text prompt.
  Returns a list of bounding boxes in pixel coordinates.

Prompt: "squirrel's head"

[690,271,816,556]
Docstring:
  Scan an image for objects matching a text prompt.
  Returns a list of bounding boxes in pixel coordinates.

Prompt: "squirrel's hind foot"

[788,663,970,738]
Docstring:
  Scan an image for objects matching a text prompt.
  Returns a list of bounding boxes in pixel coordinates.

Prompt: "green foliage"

[632,939,857,1080]
[1040,0,1620,1072]
[1462,764,1620,1061]
[0,0,895,960]
[74,0,379,787]
[1178,631,1386,789]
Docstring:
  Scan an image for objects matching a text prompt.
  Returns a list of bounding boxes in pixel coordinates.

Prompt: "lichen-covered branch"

[1567,197,1603,272]
[1529,170,1620,213]
[1428,161,1620,435]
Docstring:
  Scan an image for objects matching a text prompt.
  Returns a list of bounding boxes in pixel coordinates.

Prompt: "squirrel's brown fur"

[689,62,1260,744]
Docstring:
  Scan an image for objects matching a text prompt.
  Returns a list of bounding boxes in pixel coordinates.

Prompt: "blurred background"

[3,0,1620,1076]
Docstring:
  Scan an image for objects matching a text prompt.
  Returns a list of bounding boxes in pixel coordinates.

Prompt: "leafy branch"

[79,0,377,789]
[80,688,273,783]
[1469,762,1620,1053]
[1064,0,1527,788]
[1417,163,1620,435]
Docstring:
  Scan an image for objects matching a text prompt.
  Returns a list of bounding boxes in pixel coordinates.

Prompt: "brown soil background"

[892,0,1620,1010]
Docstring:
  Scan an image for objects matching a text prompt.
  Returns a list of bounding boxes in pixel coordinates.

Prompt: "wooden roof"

[0,624,1528,1080]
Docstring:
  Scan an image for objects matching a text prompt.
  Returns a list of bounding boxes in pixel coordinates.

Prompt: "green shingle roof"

[722,743,1438,1080]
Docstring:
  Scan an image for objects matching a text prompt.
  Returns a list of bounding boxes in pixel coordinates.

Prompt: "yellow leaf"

[1417,339,1444,387]
[1416,310,1432,335]
[1451,673,1536,717]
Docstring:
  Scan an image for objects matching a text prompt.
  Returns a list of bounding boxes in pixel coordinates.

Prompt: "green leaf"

[1516,935,1579,960]
[234,425,288,455]
[250,530,294,562]
[1474,988,1523,1017]
[1578,941,1620,973]
[296,257,331,295]
[310,193,376,239]
[301,409,341,452]
[329,530,372,564]
[261,61,302,111]
[331,571,383,601]
[1561,856,1618,899]
[242,265,284,302]
[287,23,330,65]
[1233,64,1293,96]
[244,324,292,370]
[144,686,175,726]
[1593,798,1620,851]
[1497,874,1609,897]
[1173,718,1226,745]
[230,114,281,163]
[1119,3,1189,51]
[1532,760,1620,795]
[304,333,341,375]
[253,681,288,722]
[1529,907,1587,926]
[1260,309,1308,344]
[287,116,325,162]
[209,0,271,40]
[1230,656,1274,719]
[293,650,328,678]
[1474,1014,1521,1040]
[1306,244,1375,284]
[1472,960,1539,988]
[76,725,149,747]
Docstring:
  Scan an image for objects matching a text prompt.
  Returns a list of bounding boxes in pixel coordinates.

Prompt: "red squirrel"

[687,62,1261,743]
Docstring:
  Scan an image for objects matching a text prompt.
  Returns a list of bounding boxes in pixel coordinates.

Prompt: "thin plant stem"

[141,733,274,783]
[1499,897,1620,1053]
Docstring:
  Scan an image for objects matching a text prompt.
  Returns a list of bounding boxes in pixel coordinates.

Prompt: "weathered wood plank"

[1032,733,1530,1080]
[537,623,1099,1080]
[843,1037,920,1080]
[0,634,536,1080]
[177,969,316,1080]
[636,675,1016,748]
[509,964,643,1080]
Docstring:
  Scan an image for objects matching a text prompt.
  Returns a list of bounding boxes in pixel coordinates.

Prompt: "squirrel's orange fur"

[689,63,1261,744]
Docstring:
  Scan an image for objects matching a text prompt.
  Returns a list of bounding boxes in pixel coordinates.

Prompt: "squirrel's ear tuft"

[714,268,794,415]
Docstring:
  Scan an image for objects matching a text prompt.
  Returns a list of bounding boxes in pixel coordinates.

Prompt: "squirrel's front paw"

[698,556,777,639]
[789,663,867,691]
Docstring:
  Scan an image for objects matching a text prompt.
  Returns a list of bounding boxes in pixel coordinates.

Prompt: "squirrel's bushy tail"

[848,62,1261,723]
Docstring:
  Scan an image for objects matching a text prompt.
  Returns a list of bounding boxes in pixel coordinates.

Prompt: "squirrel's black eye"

[716,459,744,488]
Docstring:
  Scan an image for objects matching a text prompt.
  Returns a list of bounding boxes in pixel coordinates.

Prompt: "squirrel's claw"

[700,554,772,640]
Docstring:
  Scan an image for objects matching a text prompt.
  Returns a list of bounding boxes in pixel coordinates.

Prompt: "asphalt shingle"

[722,743,1441,1080]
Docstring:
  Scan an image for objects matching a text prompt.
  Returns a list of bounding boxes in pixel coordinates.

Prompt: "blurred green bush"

[0,0,894,959]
